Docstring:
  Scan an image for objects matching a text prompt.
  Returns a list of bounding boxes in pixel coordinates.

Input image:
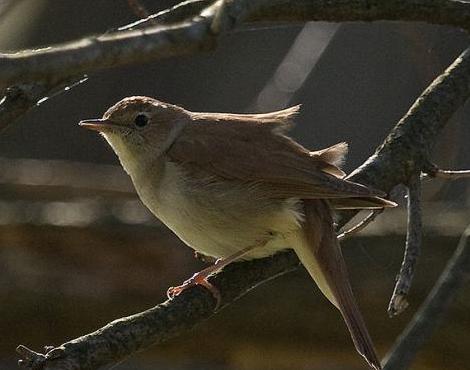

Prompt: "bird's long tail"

[293,199,382,370]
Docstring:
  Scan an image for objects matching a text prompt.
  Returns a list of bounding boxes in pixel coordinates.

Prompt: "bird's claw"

[167,273,222,310]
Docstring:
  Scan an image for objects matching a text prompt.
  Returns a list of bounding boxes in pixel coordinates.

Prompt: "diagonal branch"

[118,0,214,31]
[0,76,87,133]
[337,210,383,241]
[17,252,300,370]
[347,46,470,190]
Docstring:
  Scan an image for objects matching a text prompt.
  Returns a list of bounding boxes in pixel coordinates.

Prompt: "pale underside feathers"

[167,107,395,209]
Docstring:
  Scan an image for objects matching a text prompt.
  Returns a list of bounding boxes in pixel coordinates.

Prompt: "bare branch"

[337,210,383,241]
[0,76,87,133]
[2,0,470,132]
[431,169,470,179]
[17,345,48,369]
[383,225,470,370]
[16,251,300,370]
[388,174,423,317]
[2,0,470,89]
[423,162,470,180]
[118,0,213,31]
[347,46,470,190]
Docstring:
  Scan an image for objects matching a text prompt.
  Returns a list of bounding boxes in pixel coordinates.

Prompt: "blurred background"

[1,1,470,369]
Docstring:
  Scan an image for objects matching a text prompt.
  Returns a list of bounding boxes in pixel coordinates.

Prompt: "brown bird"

[80,96,395,369]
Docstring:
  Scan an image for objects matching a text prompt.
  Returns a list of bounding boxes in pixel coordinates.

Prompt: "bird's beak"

[79,118,114,132]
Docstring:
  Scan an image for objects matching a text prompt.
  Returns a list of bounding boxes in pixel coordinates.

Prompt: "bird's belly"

[148,194,299,259]
[135,163,303,259]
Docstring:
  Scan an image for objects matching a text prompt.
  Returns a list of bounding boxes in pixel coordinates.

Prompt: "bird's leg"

[167,241,267,308]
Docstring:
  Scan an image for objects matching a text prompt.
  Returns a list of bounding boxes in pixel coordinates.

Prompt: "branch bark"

[0,76,87,133]
[424,162,470,179]
[17,252,300,370]
[2,0,470,133]
[1,0,470,90]
[347,47,470,190]
[388,174,422,317]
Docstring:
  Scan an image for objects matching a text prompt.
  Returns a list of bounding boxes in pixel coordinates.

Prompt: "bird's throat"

[101,132,145,176]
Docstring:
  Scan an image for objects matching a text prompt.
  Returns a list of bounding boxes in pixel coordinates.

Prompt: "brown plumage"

[80,97,394,370]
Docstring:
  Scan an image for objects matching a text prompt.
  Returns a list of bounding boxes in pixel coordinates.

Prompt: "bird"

[79,96,395,370]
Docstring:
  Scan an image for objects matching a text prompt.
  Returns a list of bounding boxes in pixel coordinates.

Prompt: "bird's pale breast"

[133,159,304,259]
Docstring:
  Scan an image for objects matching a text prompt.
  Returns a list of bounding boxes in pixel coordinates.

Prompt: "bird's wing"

[167,114,387,200]
[295,199,382,370]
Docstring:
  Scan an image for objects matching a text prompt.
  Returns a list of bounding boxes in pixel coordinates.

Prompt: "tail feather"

[330,196,397,210]
[294,199,382,370]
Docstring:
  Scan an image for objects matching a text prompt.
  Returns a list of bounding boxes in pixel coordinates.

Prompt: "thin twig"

[337,210,383,241]
[0,76,87,133]
[388,173,423,317]
[423,162,470,180]
[17,345,47,369]
[383,224,470,370]
[433,169,470,179]
[118,0,213,31]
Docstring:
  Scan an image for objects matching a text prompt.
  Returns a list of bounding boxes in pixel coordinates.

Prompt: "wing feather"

[167,112,389,201]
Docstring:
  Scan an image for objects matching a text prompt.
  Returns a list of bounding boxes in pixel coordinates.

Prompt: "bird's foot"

[167,271,221,309]
[167,243,266,310]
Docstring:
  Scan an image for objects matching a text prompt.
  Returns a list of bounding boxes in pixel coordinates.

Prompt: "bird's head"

[79,96,188,174]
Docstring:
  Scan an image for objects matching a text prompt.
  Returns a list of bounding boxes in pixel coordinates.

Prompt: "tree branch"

[337,210,383,241]
[2,0,470,132]
[118,0,214,31]
[383,224,470,370]
[424,162,470,180]
[347,46,470,190]
[0,76,87,133]
[17,252,300,370]
[388,174,423,317]
[2,0,470,90]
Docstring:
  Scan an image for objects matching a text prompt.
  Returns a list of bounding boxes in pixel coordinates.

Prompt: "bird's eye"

[134,114,148,128]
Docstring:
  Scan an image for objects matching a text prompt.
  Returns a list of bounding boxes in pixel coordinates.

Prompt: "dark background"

[0,1,469,369]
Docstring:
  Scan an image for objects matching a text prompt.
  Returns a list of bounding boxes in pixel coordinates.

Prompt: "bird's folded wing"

[167,118,385,200]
